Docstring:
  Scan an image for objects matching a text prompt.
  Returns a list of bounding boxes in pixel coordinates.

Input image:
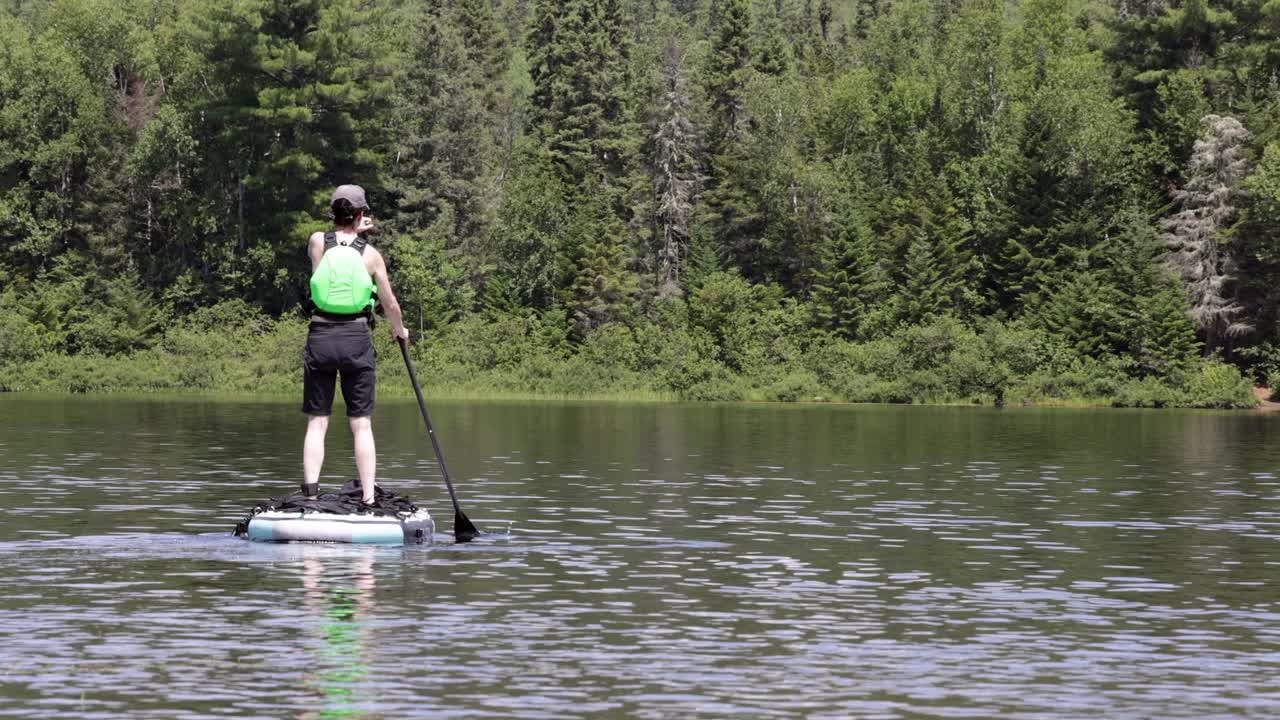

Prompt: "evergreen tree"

[486,143,569,311]
[1094,211,1200,375]
[884,166,973,326]
[388,3,495,247]
[186,0,392,310]
[993,103,1064,310]
[810,199,890,339]
[566,191,635,334]
[1130,277,1200,377]
[703,0,752,150]
[454,0,508,93]
[526,0,633,181]
[1034,268,1128,358]
[702,139,769,280]
[987,0,1139,317]
[753,3,790,77]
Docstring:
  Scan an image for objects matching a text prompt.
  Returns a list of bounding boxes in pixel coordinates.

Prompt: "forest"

[1,0,1278,407]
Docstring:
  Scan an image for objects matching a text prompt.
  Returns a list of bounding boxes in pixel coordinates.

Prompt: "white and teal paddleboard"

[242,508,434,545]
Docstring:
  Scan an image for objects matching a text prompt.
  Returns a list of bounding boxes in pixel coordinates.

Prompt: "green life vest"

[310,232,375,316]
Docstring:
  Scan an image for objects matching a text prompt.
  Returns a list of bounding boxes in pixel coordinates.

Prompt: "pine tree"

[187,0,392,311]
[1131,277,1200,377]
[897,230,948,326]
[811,200,889,339]
[454,0,507,91]
[888,183,972,327]
[389,3,494,246]
[993,102,1066,311]
[1034,269,1127,358]
[871,132,975,325]
[701,0,767,285]
[566,191,635,335]
[702,139,769,280]
[703,0,752,150]
[1159,114,1252,352]
[754,4,790,77]
[451,0,512,188]
[526,0,633,181]
[1101,212,1200,375]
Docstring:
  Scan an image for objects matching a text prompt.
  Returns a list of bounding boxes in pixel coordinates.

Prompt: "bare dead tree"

[653,36,700,298]
[1159,114,1253,352]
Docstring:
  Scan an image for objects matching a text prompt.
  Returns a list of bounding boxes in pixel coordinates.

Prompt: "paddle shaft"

[398,337,479,540]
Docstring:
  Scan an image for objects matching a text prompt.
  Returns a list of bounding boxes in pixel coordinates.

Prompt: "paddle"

[398,336,481,542]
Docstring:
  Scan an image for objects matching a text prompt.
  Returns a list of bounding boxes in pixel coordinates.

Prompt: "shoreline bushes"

[0,299,1257,410]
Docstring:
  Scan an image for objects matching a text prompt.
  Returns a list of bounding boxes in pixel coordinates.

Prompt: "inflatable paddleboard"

[234,480,434,545]
[239,508,434,544]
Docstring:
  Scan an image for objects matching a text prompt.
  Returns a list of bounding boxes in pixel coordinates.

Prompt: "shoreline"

[1253,386,1280,411]
[1,388,1270,412]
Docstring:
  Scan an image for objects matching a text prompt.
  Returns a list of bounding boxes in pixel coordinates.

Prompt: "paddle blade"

[454,510,481,543]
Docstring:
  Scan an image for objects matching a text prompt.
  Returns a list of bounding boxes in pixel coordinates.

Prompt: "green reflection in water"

[303,553,376,720]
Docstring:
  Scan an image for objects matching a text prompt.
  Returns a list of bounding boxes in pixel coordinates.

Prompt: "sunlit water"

[1,395,1279,718]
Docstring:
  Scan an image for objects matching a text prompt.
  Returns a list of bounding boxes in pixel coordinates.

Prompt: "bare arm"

[307,231,326,272]
[366,246,408,341]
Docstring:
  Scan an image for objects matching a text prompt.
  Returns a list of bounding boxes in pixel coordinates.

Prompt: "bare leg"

[350,415,375,503]
[303,414,330,486]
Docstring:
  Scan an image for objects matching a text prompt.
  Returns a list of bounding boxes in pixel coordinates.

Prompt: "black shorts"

[302,321,376,417]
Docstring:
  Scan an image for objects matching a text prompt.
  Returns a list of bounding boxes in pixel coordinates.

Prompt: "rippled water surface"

[2,395,1280,718]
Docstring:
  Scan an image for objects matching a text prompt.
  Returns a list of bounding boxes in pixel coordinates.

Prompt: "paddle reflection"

[299,550,378,720]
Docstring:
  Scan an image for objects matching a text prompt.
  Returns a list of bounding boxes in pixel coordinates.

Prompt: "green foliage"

[565,189,636,335]
[0,289,50,369]
[2,299,303,394]
[485,144,569,310]
[0,17,115,280]
[687,270,807,378]
[527,0,634,180]
[703,0,753,148]
[1034,270,1127,358]
[763,369,826,403]
[5,0,1280,409]
[181,0,394,310]
[388,1,504,245]
[807,317,1069,405]
[1112,376,1185,409]
[1182,359,1258,409]
[1148,71,1212,178]
[385,219,475,332]
[810,198,891,340]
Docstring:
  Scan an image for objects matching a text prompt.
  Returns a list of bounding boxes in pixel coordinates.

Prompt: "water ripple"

[1,399,1280,718]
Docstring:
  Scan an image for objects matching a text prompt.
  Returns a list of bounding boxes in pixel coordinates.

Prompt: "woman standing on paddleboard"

[301,185,409,508]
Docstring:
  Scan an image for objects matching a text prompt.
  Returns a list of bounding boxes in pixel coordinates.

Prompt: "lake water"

[1,395,1279,718]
